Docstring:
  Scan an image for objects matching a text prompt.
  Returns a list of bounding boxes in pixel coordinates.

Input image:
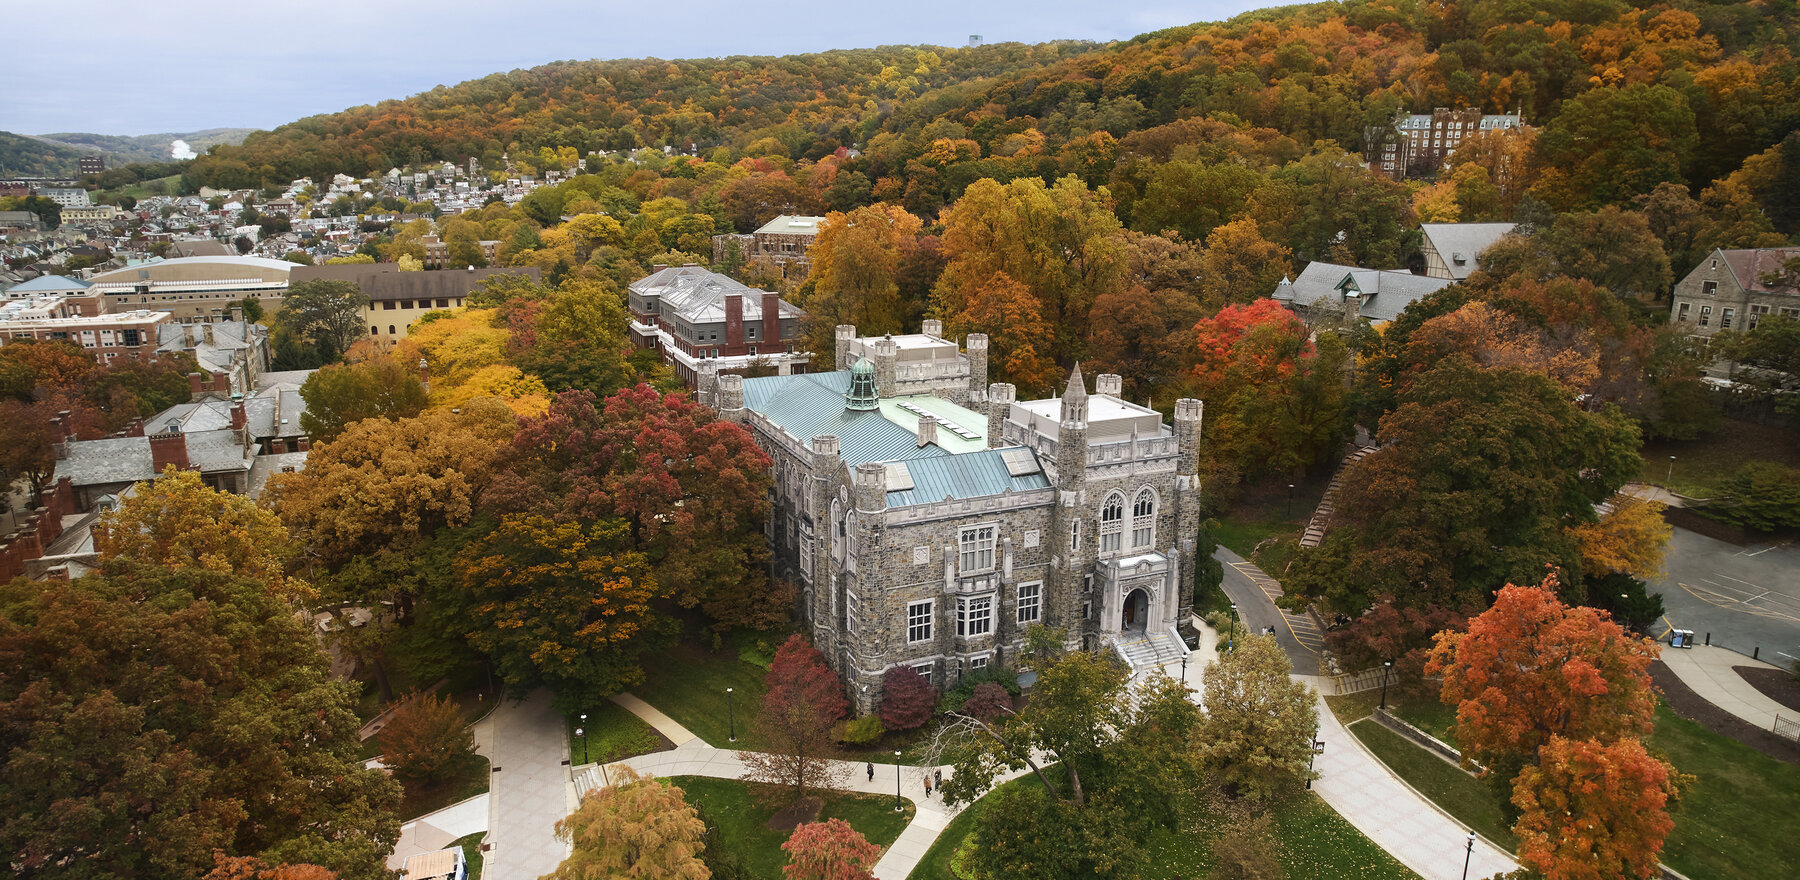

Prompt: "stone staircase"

[1112,628,1186,674]
[1300,445,1377,549]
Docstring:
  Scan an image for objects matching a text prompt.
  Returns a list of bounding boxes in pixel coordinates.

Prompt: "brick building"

[628,264,809,386]
[1366,107,1523,180]
[701,321,1205,711]
[0,305,174,363]
[290,263,539,341]
[711,215,828,277]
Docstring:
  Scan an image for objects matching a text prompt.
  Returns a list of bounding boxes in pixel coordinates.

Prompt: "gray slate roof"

[1276,262,1456,323]
[56,437,156,486]
[1420,223,1516,280]
[631,266,803,324]
[184,429,249,472]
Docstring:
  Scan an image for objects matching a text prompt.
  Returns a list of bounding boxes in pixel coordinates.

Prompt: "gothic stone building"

[700,321,1205,711]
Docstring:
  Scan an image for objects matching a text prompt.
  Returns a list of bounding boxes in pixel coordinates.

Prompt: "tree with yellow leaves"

[1567,494,1672,581]
[546,767,708,880]
[96,467,307,601]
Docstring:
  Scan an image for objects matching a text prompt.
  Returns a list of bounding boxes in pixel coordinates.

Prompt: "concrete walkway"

[484,689,574,880]
[1304,677,1519,880]
[386,793,490,872]
[1660,643,1793,731]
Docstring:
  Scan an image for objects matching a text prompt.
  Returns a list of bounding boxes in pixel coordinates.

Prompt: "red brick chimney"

[725,293,744,347]
[148,429,189,472]
[230,401,246,431]
[272,438,287,454]
[296,437,311,452]
[126,418,145,437]
[211,371,229,393]
[188,372,204,395]
[761,292,781,349]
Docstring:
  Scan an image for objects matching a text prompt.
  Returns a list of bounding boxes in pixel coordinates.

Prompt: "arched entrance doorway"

[1122,588,1150,633]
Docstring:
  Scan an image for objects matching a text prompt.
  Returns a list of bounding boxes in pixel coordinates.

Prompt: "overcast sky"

[2,0,1269,136]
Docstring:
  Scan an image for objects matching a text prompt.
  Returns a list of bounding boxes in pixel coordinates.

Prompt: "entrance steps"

[1113,629,1186,674]
[1300,445,1377,549]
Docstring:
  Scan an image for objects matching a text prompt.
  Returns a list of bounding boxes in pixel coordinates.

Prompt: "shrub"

[841,715,885,746]
[960,683,1013,722]
[1710,461,1800,533]
[379,691,475,785]
[940,662,1020,714]
[879,665,938,730]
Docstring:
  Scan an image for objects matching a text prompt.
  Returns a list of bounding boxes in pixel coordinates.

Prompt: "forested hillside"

[0,130,90,177]
[185,1,1798,222]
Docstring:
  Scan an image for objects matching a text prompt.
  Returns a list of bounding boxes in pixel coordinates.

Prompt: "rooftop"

[630,265,803,324]
[755,215,827,236]
[1419,223,1516,280]
[1276,261,1456,324]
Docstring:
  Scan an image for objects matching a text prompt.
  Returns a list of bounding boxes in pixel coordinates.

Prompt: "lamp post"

[1379,659,1393,710]
[1307,730,1324,789]
[1667,455,1676,487]
[1287,483,1295,518]
[894,750,904,812]
[1461,830,1476,880]
[574,726,586,765]
[726,687,736,743]
[1180,650,1189,683]
[1229,603,1238,652]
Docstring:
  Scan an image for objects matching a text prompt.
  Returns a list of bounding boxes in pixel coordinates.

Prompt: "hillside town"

[3,5,1800,880]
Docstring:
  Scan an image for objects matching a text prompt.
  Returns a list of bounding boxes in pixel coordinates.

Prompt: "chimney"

[272,438,288,454]
[211,371,229,393]
[148,428,189,472]
[921,318,943,337]
[202,323,215,345]
[230,305,244,323]
[296,436,310,452]
[917,414,939,448]
[230,401,246,431]
[760,292,781,349]
[126,418,145,437]
[724,293,744,347]
[653,263,668,273]
[188,372,203,395]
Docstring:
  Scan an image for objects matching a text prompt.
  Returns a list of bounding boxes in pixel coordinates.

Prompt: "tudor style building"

[700,321,1205,711]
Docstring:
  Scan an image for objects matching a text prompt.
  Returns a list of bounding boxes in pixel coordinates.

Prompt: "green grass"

[670,775,914,879]
[1650,705,1800,880]
[636,637,774,750]
[910,779,1419,880]
[1329,693,1800,880]
[566,700,665,765]
[1327,690,1459,746]
[447,831,484,880]
[1212,517,1294,559]
[1642,420,1800,498]
[398,753,490,821]
[1349,719,1516,850]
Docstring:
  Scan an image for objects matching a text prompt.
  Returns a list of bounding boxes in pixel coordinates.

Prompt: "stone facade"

[1670,246,1800,338]
[705,323,1205,712]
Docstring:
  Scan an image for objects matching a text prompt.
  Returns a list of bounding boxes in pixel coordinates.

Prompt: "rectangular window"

[1017,582,1041,624]
[747,326,757,338]
[382,301,396,310]
[845,591,858,635]
[121,329,140,347]
[1721,308,1734,329]
[400,300,414,309]
[1677,302,1690,322]
[1082,601,1092,621]
[1749,304,1769,329]
[957,596,992,637]
[970,656,989,670]
[1700,305,1712,327]
[1069,520,1081,551]
[959,525,996,572]
[912,663,934,684]
[907,600,933,643]
[1702,280,1718,296]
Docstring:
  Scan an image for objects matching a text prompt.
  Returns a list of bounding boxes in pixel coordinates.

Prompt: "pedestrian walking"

[923,774,932,798]
[866,762,875,782]
[934,768,943,789]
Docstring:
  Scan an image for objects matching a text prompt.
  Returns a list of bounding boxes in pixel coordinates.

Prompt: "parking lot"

[1652,525,1800,669]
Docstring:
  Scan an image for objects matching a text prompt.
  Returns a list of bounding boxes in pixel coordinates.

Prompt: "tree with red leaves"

[741,635,850,800]
[781,818,880,880]
[878,665,937,731]
[490,385,783,632]
[1191,298,1348,479]
[1512,735,1680,880]
[1425,574,1660,784]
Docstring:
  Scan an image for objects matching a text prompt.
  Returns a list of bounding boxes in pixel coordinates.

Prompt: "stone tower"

[966,333,989,411]
[716,373,745,423]
[986,382,1015,447]
[835,324,857,370]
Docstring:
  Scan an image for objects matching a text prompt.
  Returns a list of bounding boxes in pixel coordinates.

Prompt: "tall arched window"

[1099,492,1124,553]
[1132,488,1157,549]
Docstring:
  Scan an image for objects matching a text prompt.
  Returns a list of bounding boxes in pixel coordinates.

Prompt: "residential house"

[1418,223,1516,280]
[1272,262,1457,326]
[1670,247,1800,337]
[628,264,808,386]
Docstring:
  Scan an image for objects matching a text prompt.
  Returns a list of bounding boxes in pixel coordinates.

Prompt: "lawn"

[1642,419,1800,498]
[446,831,484,880]
[635,636,775,750]
[1327,689,1459,746]
[910,776,1419,880]
[669,775,914,880]
[398,752,490,821]
[1212,516,1296,559]
[1329,692,1800,880]
[1348,719,1516,850]
[565,700,665,765]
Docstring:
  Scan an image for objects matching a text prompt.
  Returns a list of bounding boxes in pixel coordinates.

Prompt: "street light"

[726,687,736,743]
[894,749,904,812]
[1229,603,1238,652]
[1667,455,1676,486]
[1180,650,1189,683]
[1307,730,1325,789]
[574,726,587,765]
[1287,483,1295,518]
[1461,830,1476,880]
[1379,659,1393,710]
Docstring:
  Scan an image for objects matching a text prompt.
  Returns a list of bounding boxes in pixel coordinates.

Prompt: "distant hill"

[0,130,90,177]
[33,128,258,165]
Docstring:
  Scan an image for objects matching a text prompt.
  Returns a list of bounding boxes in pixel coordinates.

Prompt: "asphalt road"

[1212,546,1326,676]
[1650,526,1800,668]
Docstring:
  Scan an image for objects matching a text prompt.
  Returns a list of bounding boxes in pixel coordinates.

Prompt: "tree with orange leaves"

[1192,298,1348,479]
[1512,735,1680,880]
[1425,576,1660,786]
